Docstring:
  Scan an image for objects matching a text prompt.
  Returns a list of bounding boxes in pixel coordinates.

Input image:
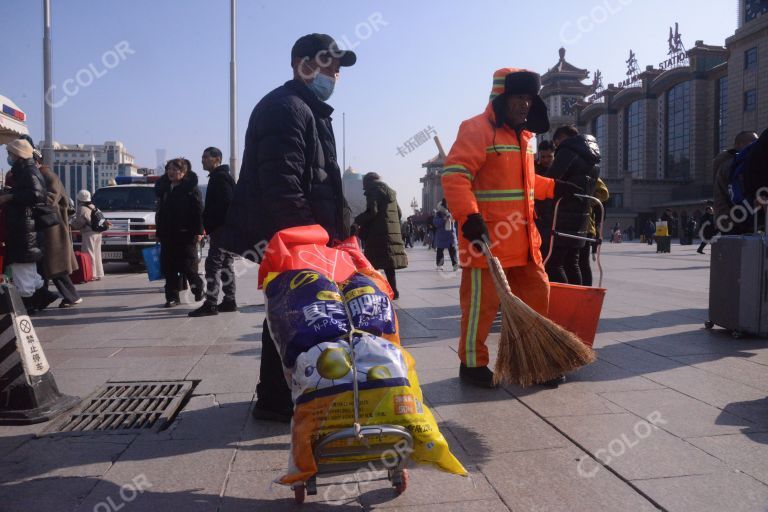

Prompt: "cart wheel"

[293,485,306,504]
[704,321,714,329]
[732,330,744,339]
[394,469,409,495]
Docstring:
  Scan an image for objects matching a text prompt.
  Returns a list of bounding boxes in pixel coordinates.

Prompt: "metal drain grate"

[55,381,194,433]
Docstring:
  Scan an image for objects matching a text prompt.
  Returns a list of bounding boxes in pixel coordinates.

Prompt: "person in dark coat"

[535,140,556,257]
[219,33,356,423]
[644,219,655,245]
[353,173,408,298]
[433,198,458,271]
[189,147,237,317]
[18,136,75,308]
[697,206,716,254]
[38,164,82,308]
[402,219,414,248]
[155,158,204,308]
[2,139,53,311]
[543,126,599,285]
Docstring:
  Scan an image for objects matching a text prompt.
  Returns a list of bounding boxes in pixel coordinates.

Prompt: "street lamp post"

[42,0,54,167]
[229,0,238,181]
[90,148,96,193]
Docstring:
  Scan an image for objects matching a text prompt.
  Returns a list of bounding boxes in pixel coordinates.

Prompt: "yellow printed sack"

[280,333,467,485]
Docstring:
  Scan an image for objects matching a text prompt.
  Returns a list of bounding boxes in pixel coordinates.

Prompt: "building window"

[76,165,82,193]
[591,115,607,170]
[606,193,623,209]
[744,89,757,112]
[56,165,66,188]
[624,101,645,176]
[717,76,728,153]
[745,47,758,70]
[665,81,692,180]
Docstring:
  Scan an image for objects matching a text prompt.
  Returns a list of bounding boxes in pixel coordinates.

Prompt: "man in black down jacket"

[2,139,50,311]
[543,126,600,285]
[220,34,356,422]
[189,147,236,317]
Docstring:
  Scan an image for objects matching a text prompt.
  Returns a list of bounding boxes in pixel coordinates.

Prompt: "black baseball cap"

[291,33,357,67]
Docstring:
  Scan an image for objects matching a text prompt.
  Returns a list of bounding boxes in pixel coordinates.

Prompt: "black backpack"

[88,205,109,232]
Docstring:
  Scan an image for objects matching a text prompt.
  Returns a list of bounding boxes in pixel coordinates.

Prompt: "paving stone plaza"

[0,241,766,511]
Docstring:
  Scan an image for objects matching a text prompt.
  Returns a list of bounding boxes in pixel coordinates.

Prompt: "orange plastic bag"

[257,225,371,288]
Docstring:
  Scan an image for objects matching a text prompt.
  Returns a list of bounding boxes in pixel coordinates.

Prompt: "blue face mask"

[307,72,336,101]
[6,155,13,166]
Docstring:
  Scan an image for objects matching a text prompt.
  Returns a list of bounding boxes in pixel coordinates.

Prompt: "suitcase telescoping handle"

[543,194,605,288]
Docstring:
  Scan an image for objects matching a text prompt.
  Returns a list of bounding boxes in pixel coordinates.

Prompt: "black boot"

[21,296,37,315]
[459,364,497,388]
[252,401,293,423]
[33,287,59,312]
[541,375,566,388]
[188,301,218,317]
[217,298,238,313]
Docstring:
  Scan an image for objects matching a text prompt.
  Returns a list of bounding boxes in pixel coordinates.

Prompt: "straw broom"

[481,242,595,388]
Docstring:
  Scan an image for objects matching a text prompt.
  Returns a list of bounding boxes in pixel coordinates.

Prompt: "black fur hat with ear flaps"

[491,70,550,134]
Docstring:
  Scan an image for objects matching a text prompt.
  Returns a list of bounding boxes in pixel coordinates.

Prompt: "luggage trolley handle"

[543,194,606,288]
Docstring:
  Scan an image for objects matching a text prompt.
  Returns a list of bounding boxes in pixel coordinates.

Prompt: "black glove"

[461,213,489,247]
[554,180,583,200]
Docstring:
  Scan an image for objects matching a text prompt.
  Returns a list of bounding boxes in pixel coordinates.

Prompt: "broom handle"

[480,240,514,297]
[480,240,543,322]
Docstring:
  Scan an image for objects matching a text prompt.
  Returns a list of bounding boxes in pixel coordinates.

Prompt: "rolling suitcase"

[70,251,93,284]
[707,230,768,338]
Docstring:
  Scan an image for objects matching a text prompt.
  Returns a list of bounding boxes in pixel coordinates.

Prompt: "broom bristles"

[484,250,595,388]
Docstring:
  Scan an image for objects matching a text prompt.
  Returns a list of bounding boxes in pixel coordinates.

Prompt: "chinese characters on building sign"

[397,126,437,157]
[618,49,642,88]
[658,23,689,71]
[586,69,605,103]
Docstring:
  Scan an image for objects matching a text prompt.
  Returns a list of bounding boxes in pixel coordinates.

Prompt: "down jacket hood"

[364,180,396,201]
[557,134,601,166]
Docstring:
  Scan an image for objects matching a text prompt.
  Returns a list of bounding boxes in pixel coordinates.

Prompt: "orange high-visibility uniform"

[442,67,555,367]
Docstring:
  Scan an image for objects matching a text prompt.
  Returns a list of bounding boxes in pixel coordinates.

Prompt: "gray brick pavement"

[0,240,766,511]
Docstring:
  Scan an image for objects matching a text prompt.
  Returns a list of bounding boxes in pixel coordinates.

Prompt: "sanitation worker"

[442,68,580,388]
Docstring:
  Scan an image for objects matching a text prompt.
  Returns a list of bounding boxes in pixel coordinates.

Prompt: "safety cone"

[0,283,79,425]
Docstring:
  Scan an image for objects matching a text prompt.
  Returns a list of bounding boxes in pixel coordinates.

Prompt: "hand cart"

[543,194,607,347]
[291,335,413,504]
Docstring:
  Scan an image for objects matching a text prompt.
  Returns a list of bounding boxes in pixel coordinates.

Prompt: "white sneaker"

[436,266,444,271]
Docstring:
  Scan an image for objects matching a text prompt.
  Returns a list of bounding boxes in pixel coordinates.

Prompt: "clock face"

[745,0,768,22]
[561,96,579,116]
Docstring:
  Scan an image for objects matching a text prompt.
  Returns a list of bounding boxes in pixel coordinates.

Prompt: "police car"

[73,176,206,266]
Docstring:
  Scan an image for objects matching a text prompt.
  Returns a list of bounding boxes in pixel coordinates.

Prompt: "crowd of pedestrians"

[5,31,763,423]
[2,137,80,312]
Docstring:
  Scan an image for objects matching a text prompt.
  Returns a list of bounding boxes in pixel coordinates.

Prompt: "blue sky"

[1,0,735,210]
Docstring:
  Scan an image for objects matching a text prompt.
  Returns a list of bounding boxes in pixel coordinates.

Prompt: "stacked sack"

[263,268,466,484]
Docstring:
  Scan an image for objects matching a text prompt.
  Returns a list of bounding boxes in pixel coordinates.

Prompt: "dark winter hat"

[503,71,541,96]
[291,33,357,67]
[489,68,550,134]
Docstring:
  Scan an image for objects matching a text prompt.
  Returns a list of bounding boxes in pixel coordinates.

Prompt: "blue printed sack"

[264,270,350,368]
